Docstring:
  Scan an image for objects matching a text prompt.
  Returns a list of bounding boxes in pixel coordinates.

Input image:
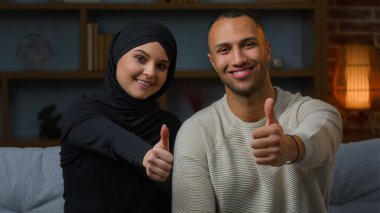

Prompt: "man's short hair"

[208,9,266,35]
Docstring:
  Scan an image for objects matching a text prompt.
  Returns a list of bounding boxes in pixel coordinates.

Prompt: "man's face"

[208,16,270,97]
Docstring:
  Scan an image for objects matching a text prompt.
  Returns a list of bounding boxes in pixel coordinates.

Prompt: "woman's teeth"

[137,80,151,87]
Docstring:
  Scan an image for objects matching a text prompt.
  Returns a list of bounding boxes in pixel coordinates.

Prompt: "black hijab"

[61,21,178,146]
[100,20,177,104]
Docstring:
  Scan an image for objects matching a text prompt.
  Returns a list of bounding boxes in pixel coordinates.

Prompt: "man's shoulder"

[185,97,225,124]
[276,87,340,124]
[276,87,334,110]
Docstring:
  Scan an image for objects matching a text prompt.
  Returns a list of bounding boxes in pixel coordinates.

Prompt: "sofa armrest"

[329,138,380,213]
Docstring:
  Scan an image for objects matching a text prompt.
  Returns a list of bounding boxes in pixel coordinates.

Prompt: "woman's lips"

[136,79,152,88]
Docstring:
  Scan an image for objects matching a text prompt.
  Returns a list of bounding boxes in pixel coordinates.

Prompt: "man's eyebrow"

[213,37,258,50]
[213,42,229,51]
[241,37,258,43]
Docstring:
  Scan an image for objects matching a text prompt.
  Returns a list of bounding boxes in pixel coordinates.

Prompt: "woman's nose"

[143,63,156,77]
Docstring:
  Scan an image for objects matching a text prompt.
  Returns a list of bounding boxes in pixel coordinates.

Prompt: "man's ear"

[207,53,217,73]
[265,42,271,61]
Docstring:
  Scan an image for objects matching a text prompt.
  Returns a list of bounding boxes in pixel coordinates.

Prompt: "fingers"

[143,148,173,182]
[144,152,173,182]
[160,124,169,151]
[264,98,277,126]
[252,125,282,140]
[251,143,281,165]
[251,135,281,149]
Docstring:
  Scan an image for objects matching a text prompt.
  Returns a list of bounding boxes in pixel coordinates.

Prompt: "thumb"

[160,124,169,151]
[264,98,277,126]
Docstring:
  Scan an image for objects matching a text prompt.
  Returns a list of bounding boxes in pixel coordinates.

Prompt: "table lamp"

[332,44,380,134]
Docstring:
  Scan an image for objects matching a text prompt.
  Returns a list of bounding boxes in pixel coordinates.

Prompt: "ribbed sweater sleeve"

[290,99,342,169]
[173,117,216,212]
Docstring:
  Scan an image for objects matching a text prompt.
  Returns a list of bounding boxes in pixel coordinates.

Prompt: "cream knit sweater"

[173,87,342,213]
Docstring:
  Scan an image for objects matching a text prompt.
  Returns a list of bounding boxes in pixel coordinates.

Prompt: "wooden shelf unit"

[0,1,327,146]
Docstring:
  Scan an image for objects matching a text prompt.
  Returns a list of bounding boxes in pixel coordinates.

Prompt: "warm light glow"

[332,44,379,110]
[344,45,370,109]
[333,44,380,134]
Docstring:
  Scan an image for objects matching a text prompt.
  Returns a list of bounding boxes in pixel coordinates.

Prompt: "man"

[172,9,342,212]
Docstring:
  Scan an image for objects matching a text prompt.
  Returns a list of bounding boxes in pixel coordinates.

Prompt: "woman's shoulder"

[159,109,182,131]
[61,95,103,120]
[64,94,96,108]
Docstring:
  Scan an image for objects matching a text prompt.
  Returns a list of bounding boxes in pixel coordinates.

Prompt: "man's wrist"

[286,135,300,164]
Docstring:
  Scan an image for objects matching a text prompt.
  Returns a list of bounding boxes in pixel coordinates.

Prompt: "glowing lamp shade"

[332,45,380,110]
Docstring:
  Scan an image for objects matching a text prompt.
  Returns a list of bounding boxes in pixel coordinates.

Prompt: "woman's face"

[116,42,169,100]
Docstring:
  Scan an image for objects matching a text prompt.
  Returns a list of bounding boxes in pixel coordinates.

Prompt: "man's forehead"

[211,16,257,31]
[208,17,258,44]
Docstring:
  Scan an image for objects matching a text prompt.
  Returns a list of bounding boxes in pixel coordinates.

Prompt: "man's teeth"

[234,70,248,75]
[137,80,151,86]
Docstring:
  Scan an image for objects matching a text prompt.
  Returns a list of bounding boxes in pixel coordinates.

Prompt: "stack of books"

[86,22,113,72]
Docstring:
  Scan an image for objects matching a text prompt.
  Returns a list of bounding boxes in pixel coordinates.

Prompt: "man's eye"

[217,48,229,54]
[243,42,255,48]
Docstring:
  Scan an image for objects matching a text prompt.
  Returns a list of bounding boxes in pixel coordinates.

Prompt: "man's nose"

[231,48,247,66]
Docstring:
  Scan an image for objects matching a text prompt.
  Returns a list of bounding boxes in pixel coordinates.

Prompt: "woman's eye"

[135,55,146,63]
[157,63,168,71]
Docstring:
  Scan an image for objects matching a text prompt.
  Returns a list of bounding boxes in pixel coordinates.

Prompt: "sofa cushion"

[329,138,380,213]
[0,146,63,213]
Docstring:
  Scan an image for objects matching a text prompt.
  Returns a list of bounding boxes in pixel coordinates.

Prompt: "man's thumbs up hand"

[265,98,277,126]
[251,98,291,167]
[143,124,173,182]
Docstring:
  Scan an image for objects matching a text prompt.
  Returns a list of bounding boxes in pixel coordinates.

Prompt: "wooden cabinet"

[0,1,327,146]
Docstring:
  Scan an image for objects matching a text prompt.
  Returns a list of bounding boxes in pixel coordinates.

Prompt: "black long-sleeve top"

[59,20,180,213]
[60,97,181,213]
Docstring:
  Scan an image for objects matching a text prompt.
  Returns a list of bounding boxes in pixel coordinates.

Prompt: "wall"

[327,0,380,141]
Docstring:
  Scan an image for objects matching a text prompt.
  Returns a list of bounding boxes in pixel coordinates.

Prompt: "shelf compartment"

[8,79,102,140]
[0,2,316,11]
[0,10,80,72]
[167,78,225,122]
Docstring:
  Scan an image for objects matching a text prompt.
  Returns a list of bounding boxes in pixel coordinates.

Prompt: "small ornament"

[271,56,284,70]
[16,34,53,71]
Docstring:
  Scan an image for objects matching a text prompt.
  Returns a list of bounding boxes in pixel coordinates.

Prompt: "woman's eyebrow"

[133,49,149,57]
[133,49,169,63]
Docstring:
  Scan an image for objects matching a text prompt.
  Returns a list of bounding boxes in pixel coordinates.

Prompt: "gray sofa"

[0,138,379,213]
[328,137,380,213]
[0,146,63,213]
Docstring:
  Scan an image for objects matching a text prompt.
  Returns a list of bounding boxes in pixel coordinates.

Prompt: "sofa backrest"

[329,138,380,213]
[0,146,64,213]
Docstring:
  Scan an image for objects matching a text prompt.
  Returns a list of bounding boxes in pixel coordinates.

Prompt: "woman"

[60,21,180,212]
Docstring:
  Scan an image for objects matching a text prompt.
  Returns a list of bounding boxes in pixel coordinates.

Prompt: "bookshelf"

[0,0,327,147]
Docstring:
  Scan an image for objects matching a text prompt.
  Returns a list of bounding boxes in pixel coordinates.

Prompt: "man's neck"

[226,85,276,123]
